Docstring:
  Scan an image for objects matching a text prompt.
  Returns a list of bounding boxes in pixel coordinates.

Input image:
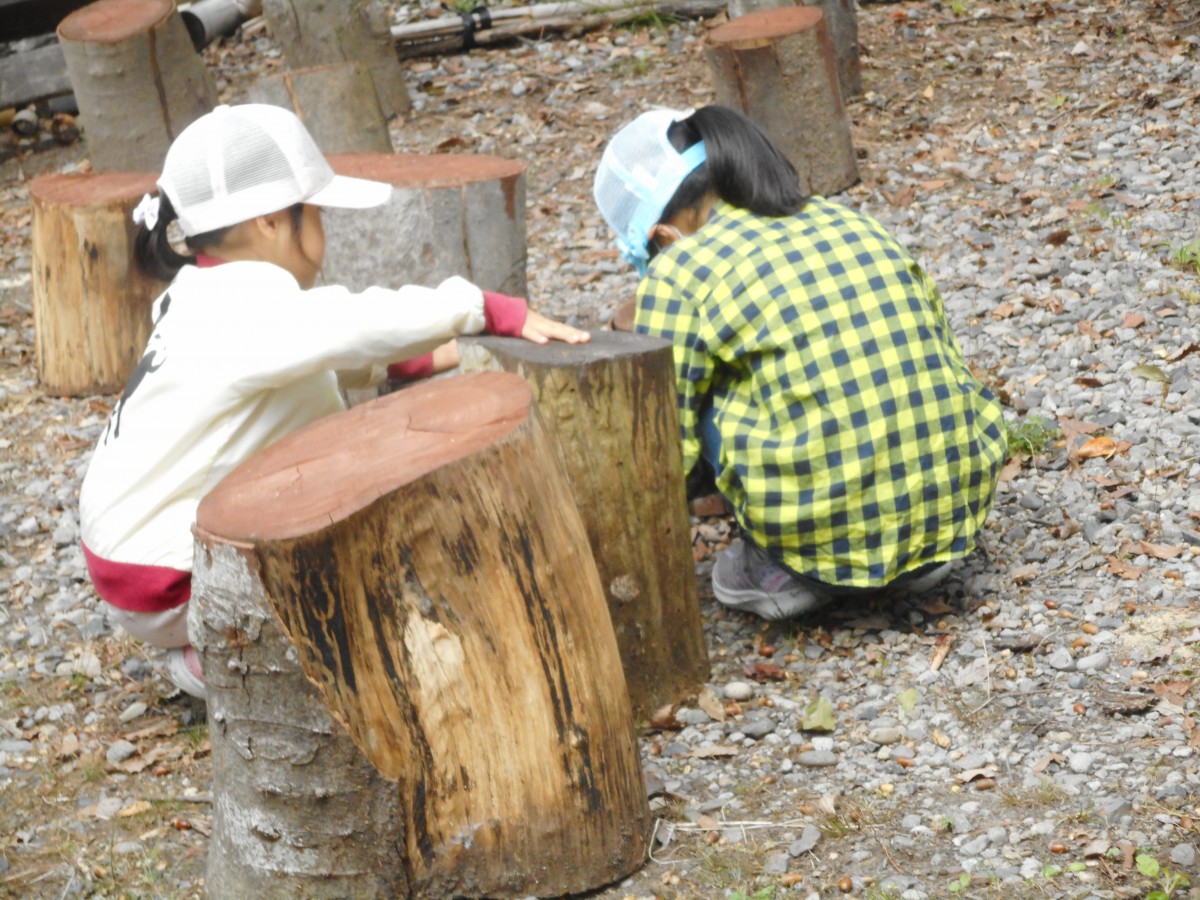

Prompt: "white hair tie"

[132,193,161,231]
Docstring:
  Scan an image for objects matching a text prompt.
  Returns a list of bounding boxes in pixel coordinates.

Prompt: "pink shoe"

[164,646,206,700]
[712,540,832,620]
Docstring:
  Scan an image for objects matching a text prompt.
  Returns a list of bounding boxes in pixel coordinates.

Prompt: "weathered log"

[247,62,393,154]
[57,0,217,172]
[457,333,709,720]
[29,172,166,396]
[724,0,861,99]
[0,40,71,109]
[322,153,527,297]
[263,0,411,119]
[193,371,651,898]
[706,6,858,196]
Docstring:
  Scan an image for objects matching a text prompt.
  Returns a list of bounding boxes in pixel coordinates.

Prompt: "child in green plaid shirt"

[593,106,1007,620]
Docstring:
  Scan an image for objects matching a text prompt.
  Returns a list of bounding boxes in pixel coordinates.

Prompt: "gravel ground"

[3,1,1200,897]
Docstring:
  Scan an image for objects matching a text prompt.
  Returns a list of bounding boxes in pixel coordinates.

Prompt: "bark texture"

[321,153,528,297]
[706,5,858,196]
[262,0,411,118]
[30,172,166,396]
[190,538,408,898]
[247,62,393,154]
[194,372,651,898]
[457,333,709,720]
[57,0,217,172]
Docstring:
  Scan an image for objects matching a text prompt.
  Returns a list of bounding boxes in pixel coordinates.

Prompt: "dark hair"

[134,198,305,282]
[659,105,807,228]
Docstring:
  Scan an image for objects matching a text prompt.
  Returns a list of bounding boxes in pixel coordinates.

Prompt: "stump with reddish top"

[706,6,858,196]
[30,171,167,396]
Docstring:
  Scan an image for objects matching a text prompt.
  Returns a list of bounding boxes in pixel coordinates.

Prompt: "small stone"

[869,726,904,745]
[1076,651,1109,672]
[1047,648,1075,671]
[740,717,776,739]
[119,702,148,723]
[1068,752,1094,774]
[796,749,838,767]
[789,824,822,856]
[764,852,789,874]
[106,740,137,765]
[1170,843,1196,868]
[723,681,754,701]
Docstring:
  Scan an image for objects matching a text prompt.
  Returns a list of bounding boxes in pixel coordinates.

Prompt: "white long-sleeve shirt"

[80,260,502,602]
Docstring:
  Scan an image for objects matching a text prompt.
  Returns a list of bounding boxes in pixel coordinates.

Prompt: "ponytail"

[133,194,239,283]
[660,105,806,225]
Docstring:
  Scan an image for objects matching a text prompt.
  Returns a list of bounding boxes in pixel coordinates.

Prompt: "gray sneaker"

[711,540,832,620]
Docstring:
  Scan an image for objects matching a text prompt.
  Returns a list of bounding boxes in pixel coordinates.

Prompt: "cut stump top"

[29,172,160,205]
[463,331,672,368]
[196,371,532,543]
[328,152,526,190]
[58,0,174,43]
[707,5,823,44]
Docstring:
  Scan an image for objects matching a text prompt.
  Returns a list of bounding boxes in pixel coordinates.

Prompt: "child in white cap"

[80,104,587,698]
[593,105,1006,621]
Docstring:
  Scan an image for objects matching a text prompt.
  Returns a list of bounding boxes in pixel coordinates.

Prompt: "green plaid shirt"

[636,198,1007,587]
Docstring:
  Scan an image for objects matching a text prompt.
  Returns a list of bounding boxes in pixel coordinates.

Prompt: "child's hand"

[521,311,591,345]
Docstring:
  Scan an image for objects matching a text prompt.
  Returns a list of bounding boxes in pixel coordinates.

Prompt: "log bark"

[263,0,411,119]
[190,539,408,898]
[322,153,527,297]
[457,333,709,720]
[724,0,861,99]
[247,62,393,154]
[57,0,217,173]
[706,5,858,196]
[29,172,166,396]
[193,371,651,898]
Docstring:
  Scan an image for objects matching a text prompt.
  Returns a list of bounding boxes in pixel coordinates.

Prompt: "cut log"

[262,0,411,119]
[30,172,166,396]
[706,5,858,196]
[322,153,527,297]
[247,62,392,154]
[193,371,651,898]
[57,0,217,172]
[457,333,709,720]
[724,0,861,99]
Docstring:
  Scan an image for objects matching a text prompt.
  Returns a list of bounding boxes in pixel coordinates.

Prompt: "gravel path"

[2,1,1199,897]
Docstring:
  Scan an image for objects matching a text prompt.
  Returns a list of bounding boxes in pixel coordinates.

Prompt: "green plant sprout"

[1005,415,1061,457]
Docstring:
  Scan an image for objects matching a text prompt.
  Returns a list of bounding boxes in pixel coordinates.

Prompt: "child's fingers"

[522,313,591,344]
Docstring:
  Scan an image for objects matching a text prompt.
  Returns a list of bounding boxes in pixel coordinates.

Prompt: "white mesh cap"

[593,108,706,272]
[158,104,393,236]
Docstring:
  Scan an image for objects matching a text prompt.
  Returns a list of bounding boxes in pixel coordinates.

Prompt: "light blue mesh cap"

[593,108,707,273]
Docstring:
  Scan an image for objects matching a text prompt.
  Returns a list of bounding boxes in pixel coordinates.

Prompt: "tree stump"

[248,62,393,154]
[262,0,411,120]
[724,0,861,99]
[30,172,166,396]
[457,333,709,720]
[57,0,217,173]
[706,6,858,196]
[193,371,651,898]
[322,153,527,297]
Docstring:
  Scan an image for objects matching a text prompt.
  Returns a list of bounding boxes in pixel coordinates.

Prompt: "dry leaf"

[1073,435,1116,459]
[1168,342,1199,362]
[648,704,679,731]
[1121,312,1145,329]
[744,662,788,683]
[955,766,997,784]
[930,635,953,671]
[1138,541,1184,560]
[1078,320,1103,340]
[117,800,153,819]
[1105,557,1145,580]
[697,686,726,723]
[1033,753,1065,773]
[997,454,1022,483]
[689,745,738,758]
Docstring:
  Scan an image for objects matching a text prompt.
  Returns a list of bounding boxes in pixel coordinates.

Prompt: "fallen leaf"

[897,688,919,717]
[1151,680,1193,707]
[930,635,953,670]
[1045,229,1071,246]
[801,697,836,732]
[117,800,152,819]
[1105,557,1145,580]
[1073,435,1116,459]
[997,454,1022,483]
[1121,312,1145,329]
[1130,364,1169,383]
[916,598,954,616]
[883,185,916,208]
[1138,541,1184,560]
[1033,753,1065,773]
[745,662,788,682]
[1058,417,1104,439]
[1078,320,1103,340]
[647,704,679,731]
[991,301,1015,319]
[689,745,738,758]
[695,813,720,830]
[1168,342,1199,362]
[697,686,726,723]
[955,766,997,784]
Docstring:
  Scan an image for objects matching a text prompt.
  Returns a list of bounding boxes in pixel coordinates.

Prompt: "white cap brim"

[307,174,393,210]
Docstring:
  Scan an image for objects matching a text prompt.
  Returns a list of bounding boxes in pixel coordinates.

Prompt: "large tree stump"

[193,371,651,898]
[322,153,528,297]
[262,0,411,120]
[457,333,709,720]
[706,6,858,196]
[724,0,861,99]
[30,172,166,396]
[247,62,393,154]
[57,0,217,173]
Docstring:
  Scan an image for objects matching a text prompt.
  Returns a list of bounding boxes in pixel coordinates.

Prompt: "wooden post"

[193,371,651,898]
[706,6,858,196]
[247,62,393,154]
[262,0,411,120]
[30,172,166,396]
[322,153,527,297]
[57,0,217,172]
[457,333,709,720]
[724,0,861,99]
